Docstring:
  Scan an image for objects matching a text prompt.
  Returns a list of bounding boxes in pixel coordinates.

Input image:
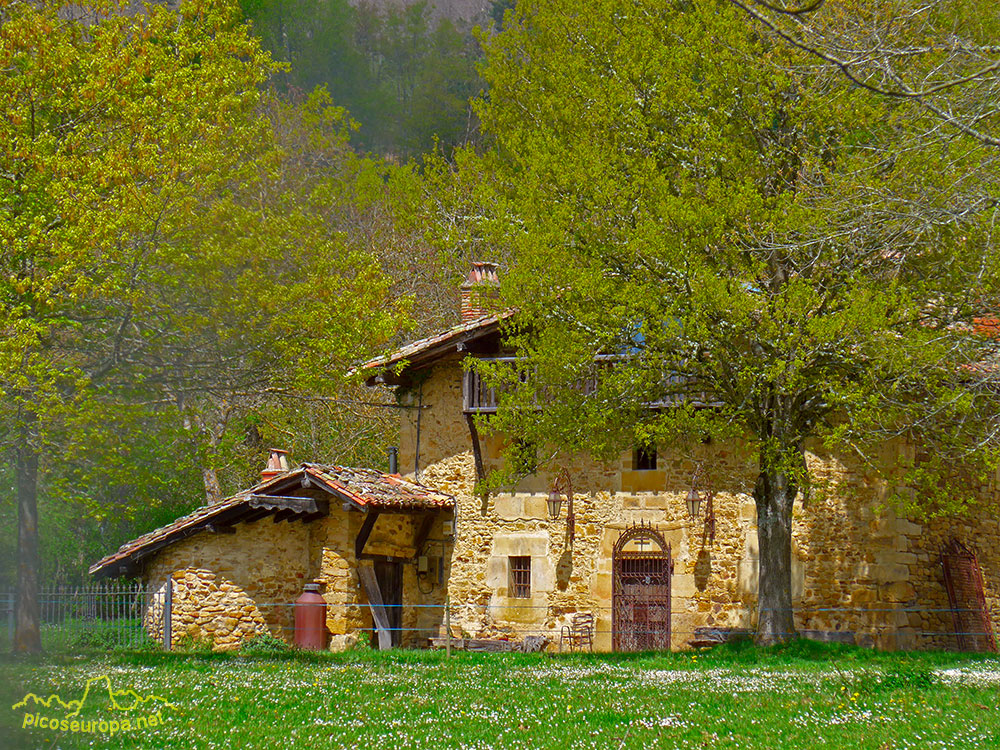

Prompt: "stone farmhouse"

[91,263,1000,652]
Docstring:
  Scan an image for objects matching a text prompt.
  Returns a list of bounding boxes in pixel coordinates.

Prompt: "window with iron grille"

[509,556,531,599]
[633,446,657,471]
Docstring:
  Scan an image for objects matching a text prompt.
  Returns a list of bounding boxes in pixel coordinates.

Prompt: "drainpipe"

[388,446,398,475]
[414,383,423,480]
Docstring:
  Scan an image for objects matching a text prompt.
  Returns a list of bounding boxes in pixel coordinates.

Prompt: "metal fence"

[0,583,163,652]
[2,588,997,654]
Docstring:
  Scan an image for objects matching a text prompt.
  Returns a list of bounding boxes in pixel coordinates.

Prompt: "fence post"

[445,595,451,659]
[163,578,173,651]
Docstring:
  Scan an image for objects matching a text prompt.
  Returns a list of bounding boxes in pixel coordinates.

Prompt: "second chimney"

[460,261,500,322]
[261,448,290,482]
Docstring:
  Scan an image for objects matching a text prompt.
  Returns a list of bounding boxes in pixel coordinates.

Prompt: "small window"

[509,556,531,599]
[633,446,657,471]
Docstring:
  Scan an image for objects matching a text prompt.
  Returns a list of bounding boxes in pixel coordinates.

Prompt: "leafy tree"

[456,0,1000,643]
[0,406,204,590]
[0,1,406,652]
[146,88,411,500]
[730,0,1000,146]
[0,0,276,654]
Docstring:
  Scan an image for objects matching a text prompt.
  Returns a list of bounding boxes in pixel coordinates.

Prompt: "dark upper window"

[633,446,657,471]
[509,556,531,598]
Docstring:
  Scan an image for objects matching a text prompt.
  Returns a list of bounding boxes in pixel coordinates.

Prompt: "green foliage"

[68,620,161,653]
[239,630,291,654]
[864,663,937,692]
[173,633,217,654]
[450,0,1000,505]
[349,630,373,651]
[432,0,1000,639]
[0,1,413,588]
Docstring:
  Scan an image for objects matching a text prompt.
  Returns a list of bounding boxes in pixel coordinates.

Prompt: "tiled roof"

[355,310,514,378]
[89,493,255,579]
[90,464,454,579]
[300,464,455,511]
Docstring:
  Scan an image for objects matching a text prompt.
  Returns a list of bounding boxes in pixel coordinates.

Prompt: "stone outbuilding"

[91,460,454,650]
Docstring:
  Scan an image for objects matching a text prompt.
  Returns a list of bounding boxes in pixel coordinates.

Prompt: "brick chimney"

[261,448,290,482]
[460,261,500,322]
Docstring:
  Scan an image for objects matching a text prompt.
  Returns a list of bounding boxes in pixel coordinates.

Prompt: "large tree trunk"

[14,423,42,653]
[202,466,222,505]
[753,454,799,646]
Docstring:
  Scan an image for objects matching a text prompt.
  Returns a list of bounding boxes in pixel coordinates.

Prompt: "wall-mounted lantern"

[547,489,563,519]
[548,468,575,543]
[685,486,702,518]
[685,463,716,542]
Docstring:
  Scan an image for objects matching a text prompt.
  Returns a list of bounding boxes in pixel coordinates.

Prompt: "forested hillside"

[238,0,493,156]
[356,0,491,23]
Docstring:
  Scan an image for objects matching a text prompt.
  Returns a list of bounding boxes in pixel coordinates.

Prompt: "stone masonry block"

[492,532,548,557]
[494,495,523,520]
[523,495,548,519]
[893,518,923,537]
[485,557,506,587]
[533,558,555,592]
[592,572,612,601]
[673,574,696,599]
[873,563,911,584]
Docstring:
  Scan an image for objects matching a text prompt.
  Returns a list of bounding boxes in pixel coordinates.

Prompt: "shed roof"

[89,464,454,579]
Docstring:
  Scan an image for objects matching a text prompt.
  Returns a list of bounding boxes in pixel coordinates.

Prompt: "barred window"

[509,556,531,599]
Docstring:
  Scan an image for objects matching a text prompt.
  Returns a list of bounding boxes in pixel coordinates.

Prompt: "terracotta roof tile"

[88,493,251,578]
[302,463,455,510]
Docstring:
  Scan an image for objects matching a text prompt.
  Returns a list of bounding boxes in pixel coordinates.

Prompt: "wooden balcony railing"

[462,357,713,414]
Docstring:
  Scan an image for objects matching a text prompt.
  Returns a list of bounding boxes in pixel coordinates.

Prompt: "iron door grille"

[941,540,997,653]
[612,524,672,652]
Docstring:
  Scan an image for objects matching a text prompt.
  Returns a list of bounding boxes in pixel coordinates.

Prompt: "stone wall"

[308,507,449,650]
[144,515,311,650]
[403,356,1000,651]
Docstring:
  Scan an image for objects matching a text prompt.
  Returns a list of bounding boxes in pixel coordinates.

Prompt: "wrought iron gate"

[612,522,673,651]
[941,539,997,653]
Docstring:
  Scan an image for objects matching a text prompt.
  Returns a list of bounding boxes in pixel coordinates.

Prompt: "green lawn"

[1,642,998,749]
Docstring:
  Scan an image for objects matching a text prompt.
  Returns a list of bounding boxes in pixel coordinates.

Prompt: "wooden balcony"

[462,357,714,414]
[463,367,501,414]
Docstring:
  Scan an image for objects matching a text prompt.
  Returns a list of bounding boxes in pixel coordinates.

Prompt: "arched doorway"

[612,523,673,651]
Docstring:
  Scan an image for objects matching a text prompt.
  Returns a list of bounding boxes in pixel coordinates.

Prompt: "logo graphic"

[12,675,176,736]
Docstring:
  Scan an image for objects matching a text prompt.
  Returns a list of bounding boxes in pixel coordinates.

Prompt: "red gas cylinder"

[294,583,327,650]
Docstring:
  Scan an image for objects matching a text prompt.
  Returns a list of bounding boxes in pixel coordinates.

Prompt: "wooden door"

[374,560,403,648]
